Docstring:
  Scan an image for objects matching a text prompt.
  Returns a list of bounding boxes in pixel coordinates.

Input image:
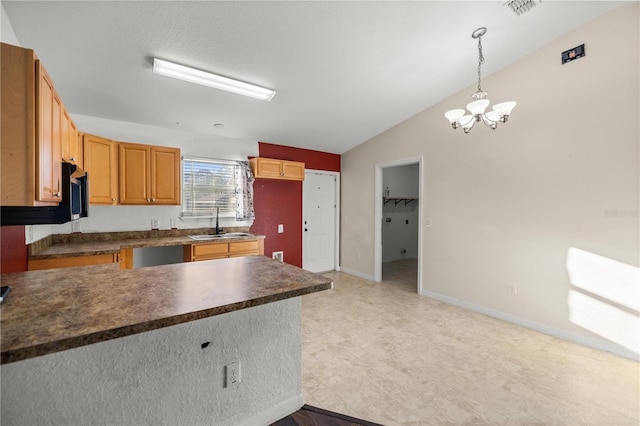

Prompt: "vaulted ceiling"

[2,1,629,154]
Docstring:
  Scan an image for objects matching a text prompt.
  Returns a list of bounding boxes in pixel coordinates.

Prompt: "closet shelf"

[383,197,418,206]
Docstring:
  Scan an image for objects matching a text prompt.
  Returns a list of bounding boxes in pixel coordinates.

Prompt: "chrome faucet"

[215,207,224,235]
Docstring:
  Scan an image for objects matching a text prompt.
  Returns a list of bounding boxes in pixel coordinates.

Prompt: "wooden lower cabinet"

[183,240,263,262]
[228,240,261,257]
[28,253,119,271]
[190,243,229,261]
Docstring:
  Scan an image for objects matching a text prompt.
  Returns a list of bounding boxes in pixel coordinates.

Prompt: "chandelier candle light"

[444,27,516,133]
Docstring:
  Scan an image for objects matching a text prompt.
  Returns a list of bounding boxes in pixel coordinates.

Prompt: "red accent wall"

[257,142,341,172]
[1,226,28,273]
[250,143,340,267]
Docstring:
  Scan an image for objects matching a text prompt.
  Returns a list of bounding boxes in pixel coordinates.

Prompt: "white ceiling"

[2,1,629,154]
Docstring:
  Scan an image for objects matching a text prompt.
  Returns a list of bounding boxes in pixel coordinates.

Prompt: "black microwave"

[1,163,89,226]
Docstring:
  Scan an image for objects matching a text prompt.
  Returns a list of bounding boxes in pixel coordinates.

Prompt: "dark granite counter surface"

[0,256,332,364]
[29,230,265,260]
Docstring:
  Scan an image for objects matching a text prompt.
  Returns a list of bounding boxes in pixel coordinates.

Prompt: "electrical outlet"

[508,283,518,296]
[170,219,178,229]
[151,218,160,230]
[225,361,241,387]
[72,221,82,233]
[278,224,284,233]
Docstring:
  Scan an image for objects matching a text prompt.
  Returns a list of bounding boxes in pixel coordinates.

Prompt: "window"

[182,157,254,220]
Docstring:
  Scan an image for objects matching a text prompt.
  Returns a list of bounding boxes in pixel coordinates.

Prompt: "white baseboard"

[338,266,375,281]
[420,289,639,362]
[230,394,303,426]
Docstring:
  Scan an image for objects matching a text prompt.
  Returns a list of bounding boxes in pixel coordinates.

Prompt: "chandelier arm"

[460,116,477,133]
[481,114,499,129]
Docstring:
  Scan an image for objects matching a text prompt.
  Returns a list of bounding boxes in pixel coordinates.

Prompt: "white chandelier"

[445,27,516,133]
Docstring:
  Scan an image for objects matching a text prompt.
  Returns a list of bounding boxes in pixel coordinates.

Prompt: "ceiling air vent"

[504,0,540,16]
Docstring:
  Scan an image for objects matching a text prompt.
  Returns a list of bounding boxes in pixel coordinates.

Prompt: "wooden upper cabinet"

[61,107,80,166]
[1,42,64,206]
[119,142,180,205]
[249,157,305,181]
[37,66,63,202]
[151,146,181,205]
[281,160,305,180]
[83,133,118,204]
[71,119,82,169]
[119,142,150,204]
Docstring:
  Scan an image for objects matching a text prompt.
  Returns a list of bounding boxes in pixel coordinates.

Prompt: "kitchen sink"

[188,233,253,241]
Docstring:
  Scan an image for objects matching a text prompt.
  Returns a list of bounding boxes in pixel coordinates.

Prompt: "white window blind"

[182,157,237,217]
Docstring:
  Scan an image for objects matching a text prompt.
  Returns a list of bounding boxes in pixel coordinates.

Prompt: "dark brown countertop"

[0,256,332,364]
[30,233,266,260]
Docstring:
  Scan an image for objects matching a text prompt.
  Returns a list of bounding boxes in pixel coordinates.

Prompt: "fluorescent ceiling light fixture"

[152,58,276,102]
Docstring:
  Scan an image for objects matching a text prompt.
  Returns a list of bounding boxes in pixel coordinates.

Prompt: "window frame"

[181,156,238,219]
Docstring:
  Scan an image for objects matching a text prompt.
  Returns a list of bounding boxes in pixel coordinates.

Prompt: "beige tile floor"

[301,259,640,425]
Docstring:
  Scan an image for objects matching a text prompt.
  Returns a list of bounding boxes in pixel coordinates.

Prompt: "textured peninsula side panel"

[0,297,302,425]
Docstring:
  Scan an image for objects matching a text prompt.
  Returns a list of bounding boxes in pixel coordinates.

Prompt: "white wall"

[25,115,259,242]
[383,164,419,262]
[0,2,20,45]
[1,298,303,425]
[341,5,639,359]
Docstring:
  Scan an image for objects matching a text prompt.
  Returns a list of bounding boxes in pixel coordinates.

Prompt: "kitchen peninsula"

[0,256,332,425]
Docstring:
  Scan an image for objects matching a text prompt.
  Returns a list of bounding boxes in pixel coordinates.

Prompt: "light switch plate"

[278,224,284,233]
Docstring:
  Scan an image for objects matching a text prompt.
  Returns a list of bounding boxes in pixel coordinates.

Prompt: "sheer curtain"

[235,161,255,220]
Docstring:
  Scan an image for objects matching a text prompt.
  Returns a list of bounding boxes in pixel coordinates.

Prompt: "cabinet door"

[192,243,229,261]
[36,64,62,202]
[61,107,80,165]
[282,160,305,180]
[61,106,70,162]
[250,157,305,181]
[252,158,283,178]
[70,119,81,168]
[119,142,151,204]
[83,134,118,204]
[228,240,259,256]
[151,146,180,205]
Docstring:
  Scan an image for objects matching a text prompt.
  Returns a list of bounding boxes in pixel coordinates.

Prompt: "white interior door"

[303,171,337,272]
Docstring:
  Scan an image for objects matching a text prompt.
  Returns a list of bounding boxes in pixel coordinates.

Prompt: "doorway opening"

[374,158,422,294]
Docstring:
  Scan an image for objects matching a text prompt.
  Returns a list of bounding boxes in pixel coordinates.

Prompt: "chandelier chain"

[477,35,485,92]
